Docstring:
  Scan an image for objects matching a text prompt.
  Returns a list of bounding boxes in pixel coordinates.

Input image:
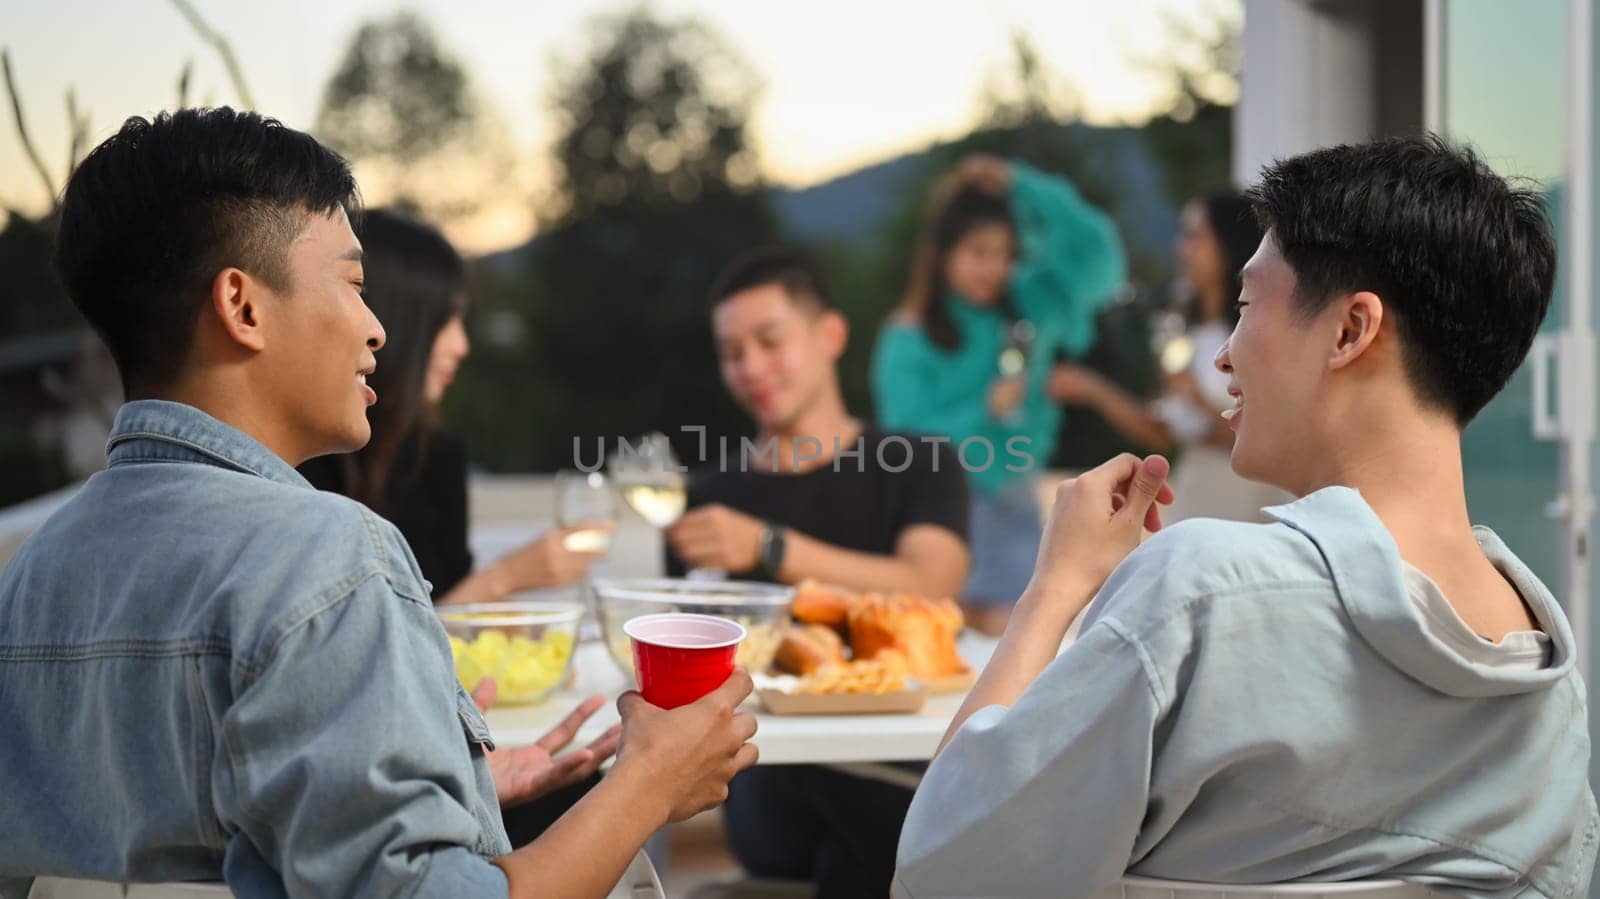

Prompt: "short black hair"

[709,247,835,314]
[1247,134,1555,425]
[54,107,359,397]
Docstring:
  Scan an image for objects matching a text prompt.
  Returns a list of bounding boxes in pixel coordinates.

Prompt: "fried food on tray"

[794,651,910,695]
[792,579,857,628]
[847,593,968,680]
[775,623,846,676]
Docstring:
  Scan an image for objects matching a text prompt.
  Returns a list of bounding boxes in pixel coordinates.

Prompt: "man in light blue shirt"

[0,108,759,898]
[896,136,1597,898]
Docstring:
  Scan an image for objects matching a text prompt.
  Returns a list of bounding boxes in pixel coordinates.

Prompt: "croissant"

[846,593,968,679]
[792,579,857,628]
[775,624,847,675]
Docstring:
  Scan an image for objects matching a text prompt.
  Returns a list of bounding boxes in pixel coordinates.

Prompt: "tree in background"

[452,8,779,471]
[1137,7,1240,211]
[316,12,518,227]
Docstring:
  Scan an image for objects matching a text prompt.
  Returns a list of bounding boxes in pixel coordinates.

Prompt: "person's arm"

[218,575,520,897]
[492,673,760,899]
[778,524,968,597]
[666,505,968,598]
[895,456,1173,898]
[1007,161,1128,358]
[436,526,607,606]
[937,454,1170,751]
[222,575,758,899]
[1049,363,1175,452]
[896,621,1163,898]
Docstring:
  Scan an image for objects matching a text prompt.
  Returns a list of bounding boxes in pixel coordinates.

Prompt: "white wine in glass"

[556,471,618,552]
[617,480,687,529]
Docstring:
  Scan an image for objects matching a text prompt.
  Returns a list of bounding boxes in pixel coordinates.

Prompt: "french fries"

[794,651,911,695]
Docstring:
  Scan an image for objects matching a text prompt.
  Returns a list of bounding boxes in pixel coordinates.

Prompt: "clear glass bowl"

[592,578,794,677]
[436,599,583,705]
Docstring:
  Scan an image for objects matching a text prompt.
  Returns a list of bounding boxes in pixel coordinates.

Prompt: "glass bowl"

[592,578,794,677]
[437,599,583,705]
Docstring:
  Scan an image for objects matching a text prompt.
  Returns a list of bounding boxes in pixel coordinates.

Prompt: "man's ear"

[817,309,849,360]
[1327,291,1384,372]
[209,267,268,353]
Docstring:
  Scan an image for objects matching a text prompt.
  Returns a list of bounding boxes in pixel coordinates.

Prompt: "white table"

[485,635,1000,765]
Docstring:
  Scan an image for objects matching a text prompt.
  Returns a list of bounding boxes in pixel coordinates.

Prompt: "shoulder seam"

[1099,618,1169,707]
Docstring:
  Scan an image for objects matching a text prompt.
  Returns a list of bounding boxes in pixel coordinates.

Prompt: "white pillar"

[1235,0,1381,184]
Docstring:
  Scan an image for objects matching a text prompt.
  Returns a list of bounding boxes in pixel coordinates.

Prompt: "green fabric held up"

[872,161,1127,495]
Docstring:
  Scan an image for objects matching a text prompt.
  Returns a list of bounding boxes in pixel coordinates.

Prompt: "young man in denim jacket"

[0,108,757,899]
[897,137,1597,898]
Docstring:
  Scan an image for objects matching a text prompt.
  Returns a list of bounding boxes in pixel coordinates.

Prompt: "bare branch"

[167,0,257,109]
[177,59,193,109]
[65,87,89,178]
[2,49,60,205]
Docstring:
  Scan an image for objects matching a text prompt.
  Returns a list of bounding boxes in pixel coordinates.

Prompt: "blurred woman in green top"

[872,155,1126,633]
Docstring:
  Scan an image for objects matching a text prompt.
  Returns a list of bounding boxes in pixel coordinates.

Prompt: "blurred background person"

[665,249,970,899]
[300,208,607,605]
[1049,193,1290,524]
[872,154,1126,634]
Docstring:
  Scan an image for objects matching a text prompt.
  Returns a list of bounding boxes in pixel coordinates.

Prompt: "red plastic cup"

[624,612,746,709]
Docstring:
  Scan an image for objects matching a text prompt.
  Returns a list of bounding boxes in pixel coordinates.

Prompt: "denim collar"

[105,399,311,489]
[1267,486,1575,698]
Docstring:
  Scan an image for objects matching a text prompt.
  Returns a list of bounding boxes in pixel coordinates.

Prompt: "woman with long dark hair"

[1050,192,1290,523]
[300,208,604,604]
[872,155,1126,633]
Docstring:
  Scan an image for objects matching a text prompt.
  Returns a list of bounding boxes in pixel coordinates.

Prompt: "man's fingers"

[586,724,623,761]
[552,749,592,781]
[730,711,758,744]
[536,694,607,752]
[709,667,755,708]
[732,741,760,773]
[1113,455,1171,524]
[471,677,499,714]
[616,690,650,721]
[1143,501,1165,534]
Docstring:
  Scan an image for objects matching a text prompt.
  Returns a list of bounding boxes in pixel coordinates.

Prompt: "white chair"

[28,849,666,899]
[1102,875,1439,899]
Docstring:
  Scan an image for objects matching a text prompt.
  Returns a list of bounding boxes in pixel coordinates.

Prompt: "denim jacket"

[0,401,511,898]
[898,488,1597,898]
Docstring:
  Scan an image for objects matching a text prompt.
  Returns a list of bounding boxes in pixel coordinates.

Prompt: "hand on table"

[613,669,759,824]
[472,681,622,808]
[665,504,763,573]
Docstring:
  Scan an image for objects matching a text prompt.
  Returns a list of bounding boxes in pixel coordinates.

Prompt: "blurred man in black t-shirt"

[665,250,969,592]
[664,249,969,898]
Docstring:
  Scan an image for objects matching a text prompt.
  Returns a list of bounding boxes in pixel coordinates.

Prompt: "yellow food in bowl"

[450,629,574,703]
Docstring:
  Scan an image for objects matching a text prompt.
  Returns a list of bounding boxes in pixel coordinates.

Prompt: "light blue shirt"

[897,487,1597,898]
[0,401,511,898]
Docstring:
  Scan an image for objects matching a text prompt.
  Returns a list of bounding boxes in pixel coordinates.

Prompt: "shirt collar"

[105,399,312,489]
[1265,486,1576,698]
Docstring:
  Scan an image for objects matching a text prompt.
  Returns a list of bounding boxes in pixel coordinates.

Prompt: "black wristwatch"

[754,522,787,580]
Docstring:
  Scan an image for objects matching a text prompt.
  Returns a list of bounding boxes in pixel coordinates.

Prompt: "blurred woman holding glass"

[299,208,610,605]
[1049,192,1290,524]
[872,155,1126,633]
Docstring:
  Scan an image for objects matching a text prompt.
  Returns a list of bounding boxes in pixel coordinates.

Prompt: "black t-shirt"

[299,429,474,599]
[665,429,969,579]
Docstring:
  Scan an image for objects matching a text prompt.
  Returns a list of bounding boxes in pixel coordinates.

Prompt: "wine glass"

[608,433,724,579]
[607,432,687,529]
[555,470,618,552]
